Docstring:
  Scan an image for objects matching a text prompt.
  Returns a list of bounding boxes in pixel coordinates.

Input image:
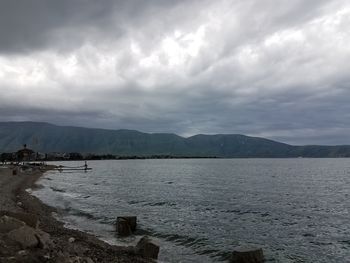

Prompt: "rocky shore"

[0,165,154,263]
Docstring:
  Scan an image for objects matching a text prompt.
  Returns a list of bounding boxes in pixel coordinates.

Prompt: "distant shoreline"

[44,155,350,162]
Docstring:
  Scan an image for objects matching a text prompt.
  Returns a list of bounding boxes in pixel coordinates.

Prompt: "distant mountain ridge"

[1,121,350,157]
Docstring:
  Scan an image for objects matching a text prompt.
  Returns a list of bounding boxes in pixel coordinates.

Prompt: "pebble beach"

[0,165,152,263]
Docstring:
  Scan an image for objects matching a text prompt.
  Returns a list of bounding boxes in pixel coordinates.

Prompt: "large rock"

[0,212,39,229]
[116,218,132,236]
[82,258,94,263]
[135,236,160,260]
[230,246,264,263]
[0,216,25,234]
[7,225,39,248]
[36,229,53,249]
[54,256,95,263]
[0,239,10,256]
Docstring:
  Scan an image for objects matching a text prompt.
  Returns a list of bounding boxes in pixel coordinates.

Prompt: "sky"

[0,0,350,145]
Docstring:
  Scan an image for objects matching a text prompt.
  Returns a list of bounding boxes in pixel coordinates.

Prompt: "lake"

[32,159,350,262]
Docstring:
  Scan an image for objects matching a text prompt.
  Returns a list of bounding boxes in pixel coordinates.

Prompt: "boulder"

[230,246,264,263]
[17,250,28,256]
[0,212,39,229]
[135,236,160,260]
[57,256,94,263]
[52,251,70,263]
[7,225,39,248]
[36,229,53,249]
[116,218,132,236]
[82,257,94,263]
[0,216,25,234]
[0,239,10,256]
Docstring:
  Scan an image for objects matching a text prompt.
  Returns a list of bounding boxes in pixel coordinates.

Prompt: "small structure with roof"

[16,144,35,162]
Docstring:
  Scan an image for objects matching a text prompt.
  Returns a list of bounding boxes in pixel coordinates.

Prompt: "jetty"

[55,161,92,171]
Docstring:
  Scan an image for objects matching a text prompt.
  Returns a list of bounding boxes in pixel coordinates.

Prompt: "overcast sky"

[1,0,350,145]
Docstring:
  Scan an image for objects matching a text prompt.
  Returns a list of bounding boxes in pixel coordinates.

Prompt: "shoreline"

[0,165,152,263]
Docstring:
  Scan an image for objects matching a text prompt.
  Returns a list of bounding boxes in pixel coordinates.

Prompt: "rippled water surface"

[33,159,350,262]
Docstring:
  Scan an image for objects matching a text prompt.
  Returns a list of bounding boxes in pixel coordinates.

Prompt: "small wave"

[145,201,177,207]
[198,248,221,255]
[222,209,241,213]
[43,177,53,181]
[134,228,154,236]
[32,184,44,190]
[140,228,231,261]
[128,200,144,205]
[237,210,260,215]
[302,233,315,237]
[157,232,229,261]
[63,207,107,222]
[309,240,333,246]
[221,209,270,218]
[152,232,209,249]
[214,251,232,261]
[339,240,350,246]
[50,187,66,193]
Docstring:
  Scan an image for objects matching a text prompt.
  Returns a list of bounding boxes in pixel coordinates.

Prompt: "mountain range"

[1,121,350,157]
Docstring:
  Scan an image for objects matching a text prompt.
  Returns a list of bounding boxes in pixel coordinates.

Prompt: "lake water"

[32,159,350,262]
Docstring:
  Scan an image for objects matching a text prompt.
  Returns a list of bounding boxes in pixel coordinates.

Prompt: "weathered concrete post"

[135,236,160,260]
[116,218,132,236]
[122,216,137,231]
[230,246,264,263]
[116,216,137,236]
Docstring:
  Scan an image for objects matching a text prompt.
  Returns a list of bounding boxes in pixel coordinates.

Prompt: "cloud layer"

[1,0,350,145]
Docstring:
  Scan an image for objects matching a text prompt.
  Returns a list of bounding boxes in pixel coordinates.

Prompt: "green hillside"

[1,122,350,157]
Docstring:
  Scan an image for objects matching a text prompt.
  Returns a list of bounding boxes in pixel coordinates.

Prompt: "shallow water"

[33,159,350,262]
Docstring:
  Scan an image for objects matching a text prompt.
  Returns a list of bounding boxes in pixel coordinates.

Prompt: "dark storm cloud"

[0,0,350,145]
[0,0,328,54]
[0,0,106,53]
[0,0,189,54]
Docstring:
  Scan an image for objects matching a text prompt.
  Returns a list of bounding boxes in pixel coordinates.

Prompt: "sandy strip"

[0,165,150,263]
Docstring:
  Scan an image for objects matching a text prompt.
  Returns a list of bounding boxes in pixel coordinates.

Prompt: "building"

[16,144,35,162]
